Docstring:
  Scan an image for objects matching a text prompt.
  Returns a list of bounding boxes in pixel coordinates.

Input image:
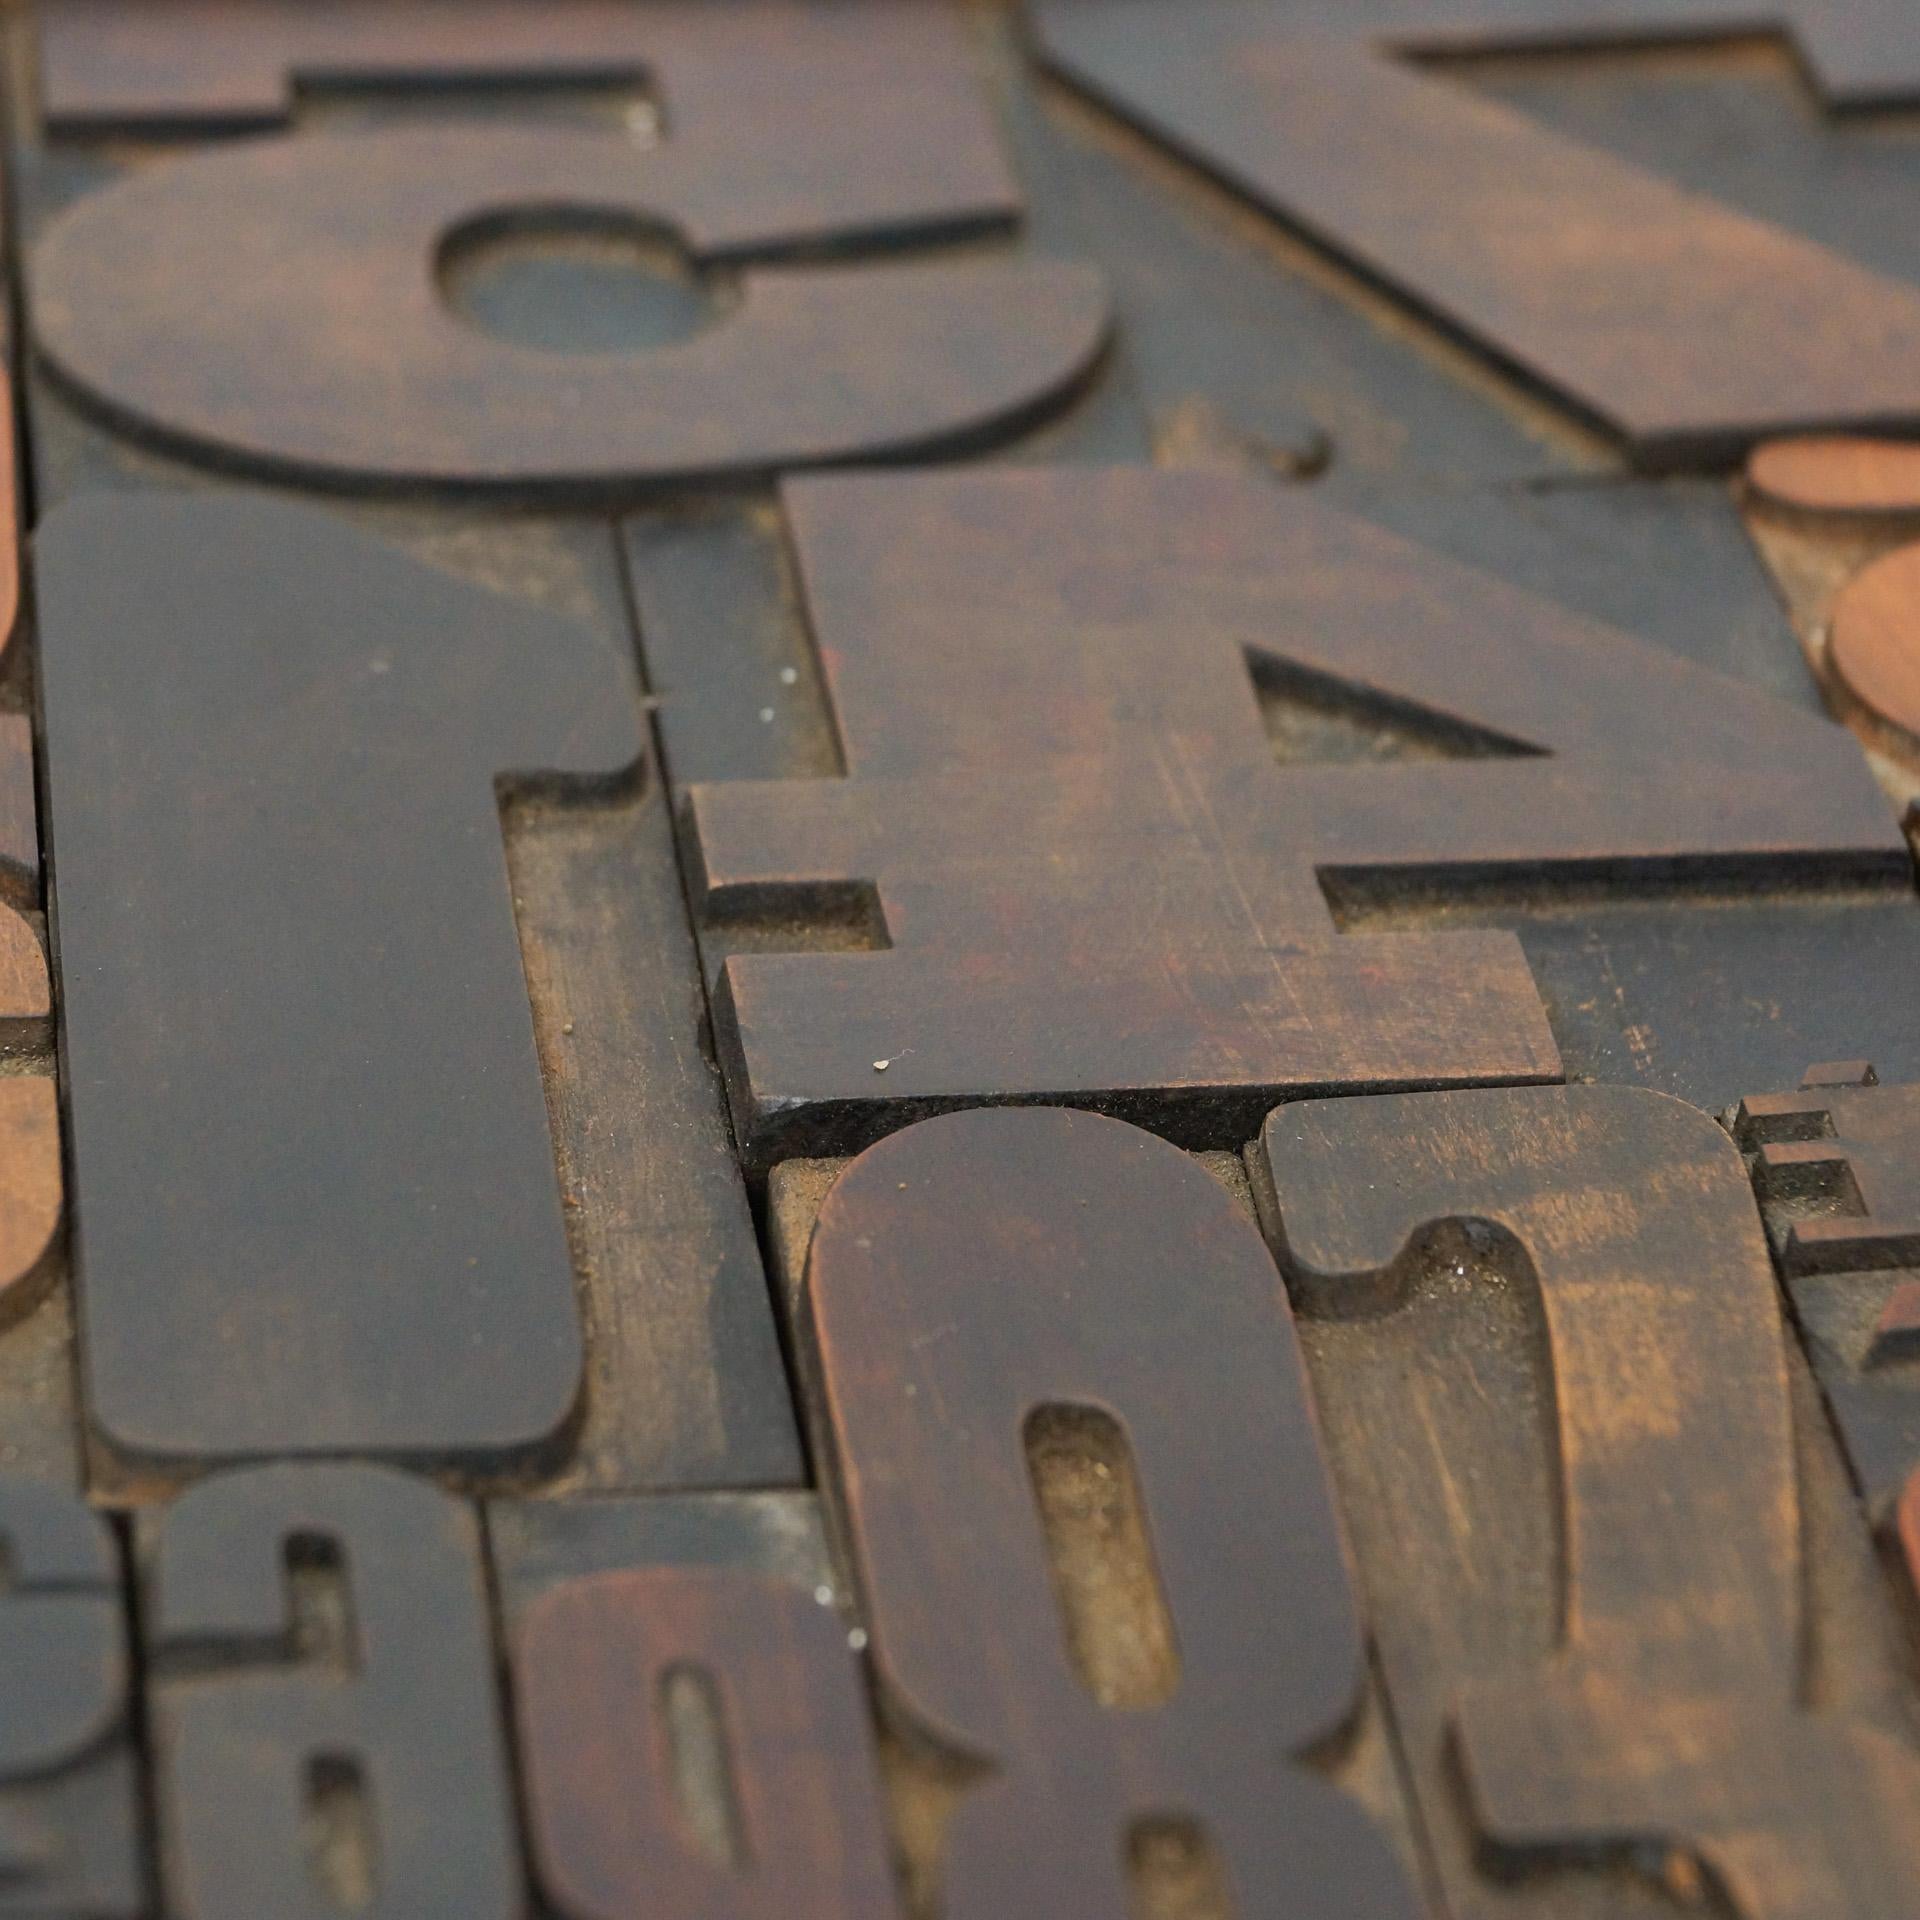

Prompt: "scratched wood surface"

[2,0,1920,1911]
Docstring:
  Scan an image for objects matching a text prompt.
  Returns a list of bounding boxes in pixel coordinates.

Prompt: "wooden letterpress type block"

[799,1106,1423,1915]
[1259,1083,1920,1918]
[143,1464,519,1919]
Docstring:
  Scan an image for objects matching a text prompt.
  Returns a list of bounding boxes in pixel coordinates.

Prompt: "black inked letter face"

[38,493,639,1467]
[146,1464,518,1920]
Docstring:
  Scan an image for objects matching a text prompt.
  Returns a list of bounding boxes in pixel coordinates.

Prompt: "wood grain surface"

[517,1568,895,1919]
[30,3,1108,495]
[1037,0,1920,465]
[1036,0,1920,110]
[37,492,638,1468]
[144,1464,518,1920]
[1741,1063,1920,1275]
[40,0,1022,142]
[805,1106,1421,1916]
[690,466,1897,1161]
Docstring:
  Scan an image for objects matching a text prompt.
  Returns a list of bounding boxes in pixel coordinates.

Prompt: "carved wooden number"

[1737,1066,1920,1623]
[0,1477,141,1914]
[1747,433,1920,765]
[144,1465,518,1920]
[36,492,640,1465]
[1260,1084,1920,1917]
[690,466,1898,1160]
[30,1,1106,495]
[1035,0,1920,465]
[516,1569,896,1919]
[804,1106,1421,1916]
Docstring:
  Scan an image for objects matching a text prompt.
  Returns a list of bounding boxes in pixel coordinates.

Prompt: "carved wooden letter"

[37,492,640,1465]
[690,468,1897,1160]
[517,1568,895,1919]
[1036,0,1920,466]
[146,1464,518,1919]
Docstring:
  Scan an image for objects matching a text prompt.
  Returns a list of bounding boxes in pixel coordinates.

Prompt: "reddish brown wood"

[0,366,54,1322]
[805,1106,1420,1917]
[1828,545,1920,754]
[0,374,18,667]
[1867,1281,1920,1365]
[1747,436,1920,517]
[691,467,1899,1161]
[1035,1,1920,467]
[1739,441,1920,753]
[1263,1083,1920,1918]
[0,719,34,908]
[1737,1063,1920,1513]
[31,6,1106,495]
[1737,1065,1920,1273]
[516,1569,895,1920]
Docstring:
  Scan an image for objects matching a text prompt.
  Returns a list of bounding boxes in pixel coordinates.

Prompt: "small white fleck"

[847,1628,869,1652]
[813,1584,834,1608]
[873,1058,890,1072]
[779,666,799,685]
[759,706,776,724]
